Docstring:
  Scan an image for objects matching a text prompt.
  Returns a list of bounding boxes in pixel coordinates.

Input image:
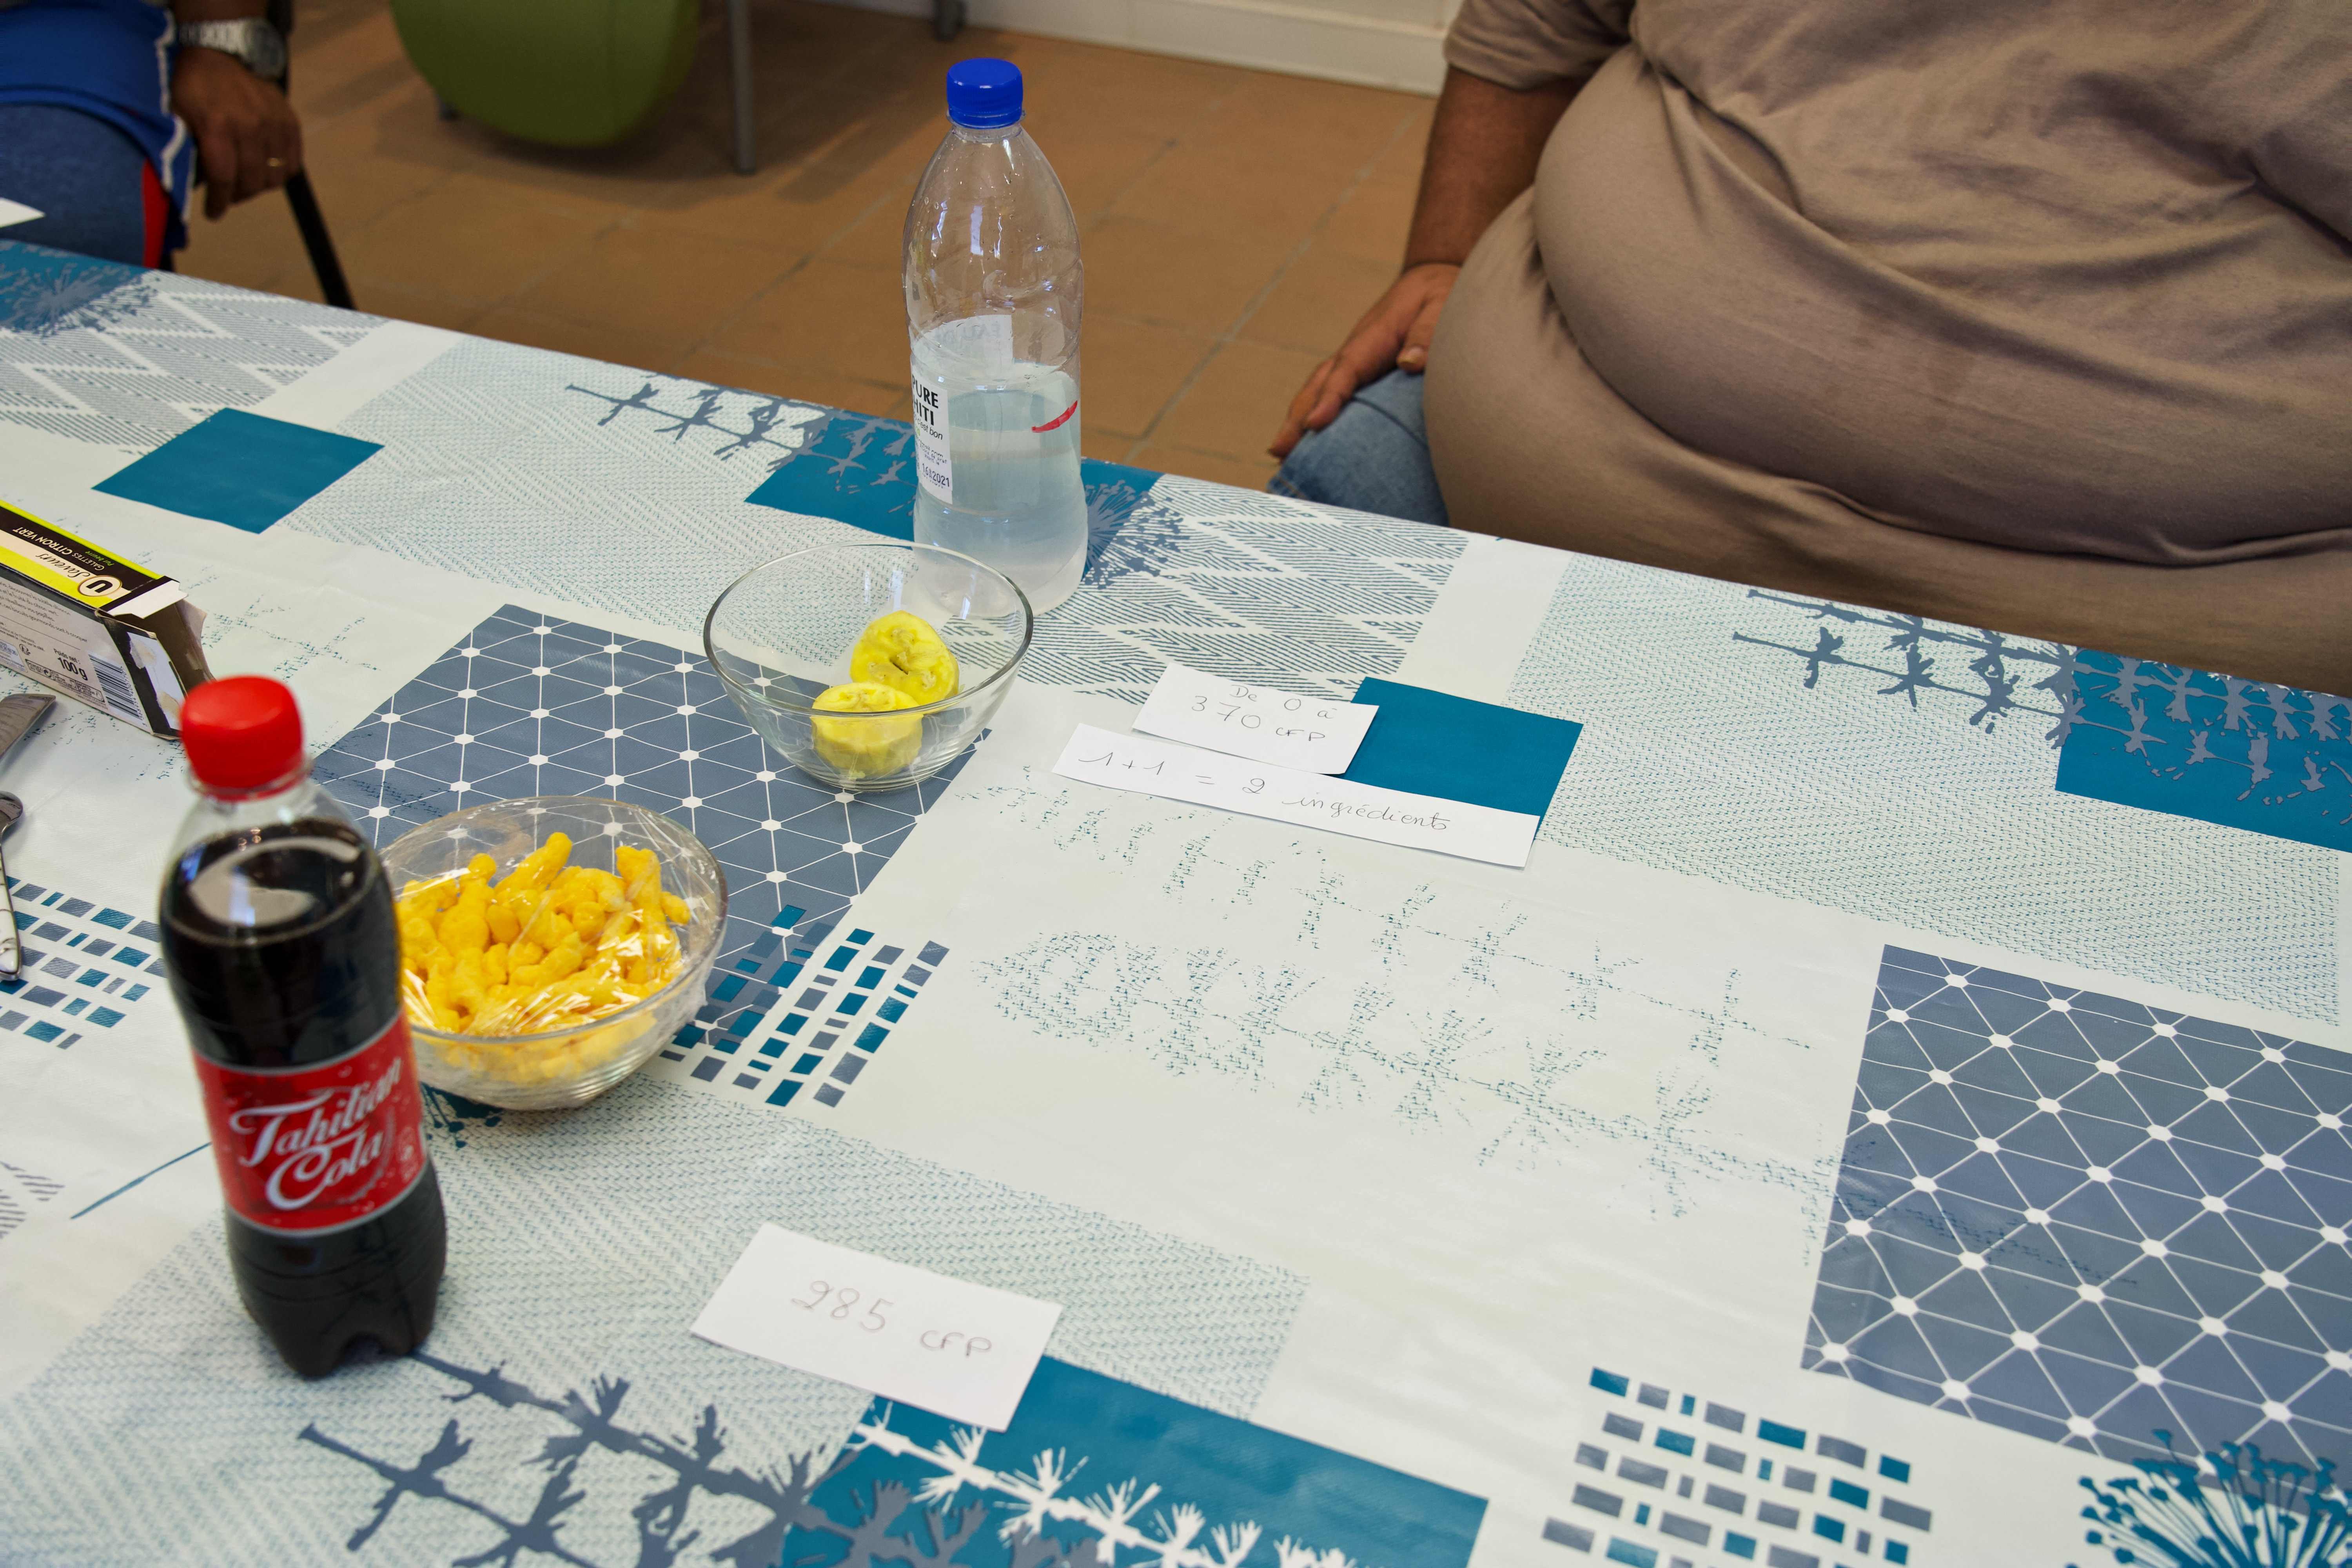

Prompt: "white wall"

[815,0,1455,93]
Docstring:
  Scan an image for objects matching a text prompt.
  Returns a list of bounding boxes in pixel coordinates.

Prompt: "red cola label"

[191,1015,428,1233]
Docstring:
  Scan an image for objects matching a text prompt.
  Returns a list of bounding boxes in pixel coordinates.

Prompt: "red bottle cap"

[181,676,305,792]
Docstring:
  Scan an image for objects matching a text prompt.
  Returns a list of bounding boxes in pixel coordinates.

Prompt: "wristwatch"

[176,17,289,83]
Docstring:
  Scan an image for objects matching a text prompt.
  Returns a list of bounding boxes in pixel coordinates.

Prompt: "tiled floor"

[180,0,1431,492]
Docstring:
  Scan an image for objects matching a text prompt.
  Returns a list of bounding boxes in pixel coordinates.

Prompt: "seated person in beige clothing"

[1268,0,2351,693]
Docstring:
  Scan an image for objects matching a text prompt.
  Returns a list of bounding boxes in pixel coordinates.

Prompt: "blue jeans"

[0,103,155,267]
[1269,368,1448,526]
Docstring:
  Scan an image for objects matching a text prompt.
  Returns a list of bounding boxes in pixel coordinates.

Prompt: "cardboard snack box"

[0,499,210,736]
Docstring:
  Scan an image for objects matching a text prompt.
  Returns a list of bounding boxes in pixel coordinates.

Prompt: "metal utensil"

[0,692,57,977]
[0,692,54,764]
[0,791,23,976]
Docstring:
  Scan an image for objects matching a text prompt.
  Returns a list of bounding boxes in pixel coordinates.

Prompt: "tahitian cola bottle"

[160,675,445,1376]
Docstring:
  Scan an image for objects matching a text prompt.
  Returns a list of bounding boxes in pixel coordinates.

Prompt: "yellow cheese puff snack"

[401,914,440,960]
[399,834,695,1058]
[452,951,489,1016]
[616,845,662,906]
[537,934,586,985]
[500,833,571,895]
[424,971,460,1031]
[522,902,569,953]
[398,877,457,926]
[441,884,491,958]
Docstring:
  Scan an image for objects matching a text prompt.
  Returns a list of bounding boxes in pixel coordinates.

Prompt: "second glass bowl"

[381,796,727,1110]
[704,542,1032,792]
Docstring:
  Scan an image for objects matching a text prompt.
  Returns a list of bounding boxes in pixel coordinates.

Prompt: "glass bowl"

[703,542,1032,793]
[380,796,728,1111]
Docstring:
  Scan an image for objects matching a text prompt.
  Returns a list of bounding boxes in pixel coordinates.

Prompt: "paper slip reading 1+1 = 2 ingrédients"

[1130,662,1377,774]
[1053,725,1542,868]
[693,1225,1063,1430]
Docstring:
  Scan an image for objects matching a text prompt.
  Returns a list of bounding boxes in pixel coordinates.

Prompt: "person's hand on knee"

[172,45,302,220]
[1270,261,1458,459]
[1269,67,1579,462]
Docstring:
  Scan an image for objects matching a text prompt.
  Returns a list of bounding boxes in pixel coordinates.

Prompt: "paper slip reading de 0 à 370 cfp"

[1131,662,1376,774]
[1053,724,1539,867]
[692,1225,1062,1430]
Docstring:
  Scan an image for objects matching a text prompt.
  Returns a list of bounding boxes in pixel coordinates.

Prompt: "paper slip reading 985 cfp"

[692,1226,1062,1430]
[1054,724,1540,867]
[1131,662,1377,773]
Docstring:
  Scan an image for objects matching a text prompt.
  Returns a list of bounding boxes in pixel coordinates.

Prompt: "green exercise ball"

[390,0,698,147]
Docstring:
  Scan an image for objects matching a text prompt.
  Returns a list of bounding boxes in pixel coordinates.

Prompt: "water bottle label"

[912,378,953,503]
[191,1014,429,1234]
[910,316,1019,505]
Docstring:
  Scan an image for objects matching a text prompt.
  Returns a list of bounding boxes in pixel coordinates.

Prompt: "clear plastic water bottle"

[904,59,1085,614]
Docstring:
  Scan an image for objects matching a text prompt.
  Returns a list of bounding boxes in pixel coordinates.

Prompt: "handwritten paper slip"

[1131,663,1377,773]
[693,1225,1063,1430]
[1053,724,1540,868]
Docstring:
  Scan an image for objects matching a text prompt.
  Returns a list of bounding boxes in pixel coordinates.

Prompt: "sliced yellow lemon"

[811,679,922,777]
[849,610,960,706]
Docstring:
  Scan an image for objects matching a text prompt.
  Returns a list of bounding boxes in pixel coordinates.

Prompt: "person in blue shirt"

[0,0,303,268]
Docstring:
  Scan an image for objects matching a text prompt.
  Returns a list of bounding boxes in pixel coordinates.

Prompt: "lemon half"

[811,680,922,777]
[850,611,960,706]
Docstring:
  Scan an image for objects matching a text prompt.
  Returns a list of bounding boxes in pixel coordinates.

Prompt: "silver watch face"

[183,18,287,82]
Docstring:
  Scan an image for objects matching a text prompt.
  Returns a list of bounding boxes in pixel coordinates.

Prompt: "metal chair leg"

[727,0,756,176]
[284,172,355,310]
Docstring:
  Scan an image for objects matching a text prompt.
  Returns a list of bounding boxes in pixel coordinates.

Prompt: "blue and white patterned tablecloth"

[2,237,2348,1568]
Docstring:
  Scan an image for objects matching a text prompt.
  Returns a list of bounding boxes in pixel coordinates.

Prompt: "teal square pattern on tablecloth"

[94,408,381,533]
[0,877,165,1058]
[742,401,1160,542]
[782,1356,1486,1568]
[2050,650,2352,853]
[1344,677,1582,819]
[1552,1363,1934,1568]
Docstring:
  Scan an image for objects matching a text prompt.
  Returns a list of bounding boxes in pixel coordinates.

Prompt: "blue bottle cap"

[944,58,1023,129]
